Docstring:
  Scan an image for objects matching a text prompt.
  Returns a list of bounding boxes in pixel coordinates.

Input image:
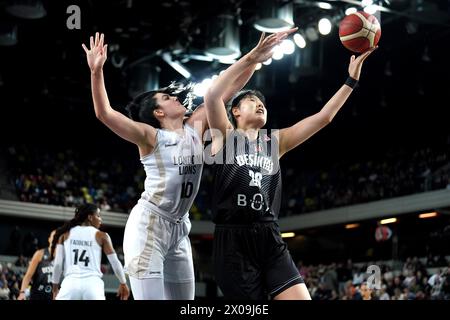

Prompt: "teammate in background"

[51,203,129,300]
[81,32,256,299]
[204,30,376,299]
[17,230,56,300]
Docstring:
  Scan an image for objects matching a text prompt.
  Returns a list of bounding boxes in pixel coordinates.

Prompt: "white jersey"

[63,226,103,279]
[140,124,203,219]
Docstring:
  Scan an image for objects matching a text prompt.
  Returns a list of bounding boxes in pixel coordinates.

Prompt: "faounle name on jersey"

[71,239,92,247]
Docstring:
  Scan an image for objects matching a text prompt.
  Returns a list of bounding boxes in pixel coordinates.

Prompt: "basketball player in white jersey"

[82,33,257,299]
[51,204,130,300]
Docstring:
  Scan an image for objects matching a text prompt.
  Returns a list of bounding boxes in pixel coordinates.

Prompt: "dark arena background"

[0,0,449,308]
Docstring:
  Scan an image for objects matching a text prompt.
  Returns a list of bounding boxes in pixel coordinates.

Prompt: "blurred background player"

[51,203,129,300]
[17,230,55,300]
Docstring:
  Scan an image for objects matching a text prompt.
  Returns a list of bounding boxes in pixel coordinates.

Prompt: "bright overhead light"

[272,45,284,60]
[262,58,272,65]
[317,2,332,10]
[318,18,332,35]
[293,33,306,48]
[281,232,295,238]
[364,4,379,14]
[345,223,360,229]
[193,78,213,97]
[419,212,438,219]
[280,39,295,54]
[345,7,357,15]
[380,218,397,224]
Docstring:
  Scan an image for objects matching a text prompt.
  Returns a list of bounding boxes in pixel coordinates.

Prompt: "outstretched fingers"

[257,32,266,46]
[82,43,89,54]
[99,33,104,48]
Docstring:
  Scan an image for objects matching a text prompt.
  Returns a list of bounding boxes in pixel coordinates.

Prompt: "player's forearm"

[91,69,113,120]
[20,275,31,292]
[207,54,256,102]
[318,84,354,123]
[222,64,256,103]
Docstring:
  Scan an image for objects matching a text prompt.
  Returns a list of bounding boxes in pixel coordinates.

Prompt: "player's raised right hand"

[82,32,108,73]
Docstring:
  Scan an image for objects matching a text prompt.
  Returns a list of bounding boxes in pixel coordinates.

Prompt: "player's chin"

[253,116,266,128]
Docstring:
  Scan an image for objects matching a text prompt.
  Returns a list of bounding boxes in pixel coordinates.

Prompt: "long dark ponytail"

[50,203,99,259]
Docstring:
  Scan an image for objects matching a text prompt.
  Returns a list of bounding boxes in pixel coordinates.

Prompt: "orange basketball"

[339,11,381,53]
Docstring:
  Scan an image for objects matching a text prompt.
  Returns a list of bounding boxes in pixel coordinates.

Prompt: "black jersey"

[211,129,282,224]
[30,248,53,300]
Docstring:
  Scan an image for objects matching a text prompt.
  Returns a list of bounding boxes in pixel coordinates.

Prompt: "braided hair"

[50,203,99,259]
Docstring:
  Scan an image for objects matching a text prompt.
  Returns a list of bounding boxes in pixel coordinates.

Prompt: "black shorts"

[213,222,304,300]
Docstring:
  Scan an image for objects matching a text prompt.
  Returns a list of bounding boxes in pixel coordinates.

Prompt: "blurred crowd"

[300,255,450,300]
[2,253,448,300]
[3,144,450,219]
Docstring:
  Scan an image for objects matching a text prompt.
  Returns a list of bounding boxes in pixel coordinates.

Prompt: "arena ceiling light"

[253,0,294,33]
[419,212,438,219]
[318,18,332,35]
[193,78,213,97]
[345,7,358,15]
[280,39,295,54]
[205,15,241,61]
[293,33,306,48]
[281,232,295,238]
[316,2,333,10]
[380,217,397,224]
[6,0,47,19]
[272,45,284,60]
[364,4,380,14]
[263,58,272,65]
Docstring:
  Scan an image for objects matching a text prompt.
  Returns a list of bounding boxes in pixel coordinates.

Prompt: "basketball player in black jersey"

[204,31,377,299]
[18,230,55,300]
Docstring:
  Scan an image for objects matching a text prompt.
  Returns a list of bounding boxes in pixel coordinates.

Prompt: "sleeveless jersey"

[140,124,204,219]
[30,248,53,299]
[211,129,282,224]
[63,226,102,278]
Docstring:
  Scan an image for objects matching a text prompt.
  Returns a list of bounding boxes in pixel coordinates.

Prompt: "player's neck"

[237,127,259,141]
[161,117,184,132]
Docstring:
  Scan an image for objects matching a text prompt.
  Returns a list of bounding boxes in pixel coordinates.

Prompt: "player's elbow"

[316,113,333,126]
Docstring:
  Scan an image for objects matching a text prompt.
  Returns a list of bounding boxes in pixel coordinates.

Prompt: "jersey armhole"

[140,129,161,160]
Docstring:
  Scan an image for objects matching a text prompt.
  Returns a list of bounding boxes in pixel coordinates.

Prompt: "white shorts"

[56,276,105,300]
[123,200,194,283]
